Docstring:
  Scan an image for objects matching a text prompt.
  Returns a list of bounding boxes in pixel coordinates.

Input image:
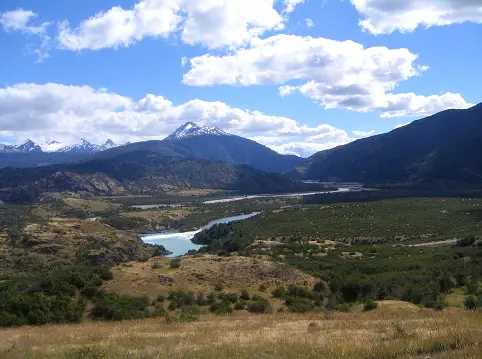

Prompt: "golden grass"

[104,255,317,300]
[1,309,481,359]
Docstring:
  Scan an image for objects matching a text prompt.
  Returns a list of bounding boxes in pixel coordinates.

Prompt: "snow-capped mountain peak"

[17,139,42,153]
[166,122,231,140]
[0,138,121,154]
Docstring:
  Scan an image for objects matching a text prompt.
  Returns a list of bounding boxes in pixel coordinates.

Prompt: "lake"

[141,212,261,257]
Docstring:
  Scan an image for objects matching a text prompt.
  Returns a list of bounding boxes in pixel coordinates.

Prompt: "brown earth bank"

[1,308,481,359]
[0,219,154,278]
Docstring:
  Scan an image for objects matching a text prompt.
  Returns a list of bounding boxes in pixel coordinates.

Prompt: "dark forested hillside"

[290,103,482,185]
[0,150,320,203]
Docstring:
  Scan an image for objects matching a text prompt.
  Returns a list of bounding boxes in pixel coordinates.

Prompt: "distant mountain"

[0,150,325,203]
[160,122,303,173]
[290,103,482,186]
[0,123,301,173]
[0,138,120,155]
[166,122,230,140]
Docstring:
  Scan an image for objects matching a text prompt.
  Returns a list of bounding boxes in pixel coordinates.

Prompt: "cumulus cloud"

[183,34,473,117]
[350,0,482,35]
[0,9,52,62]
[57,0,284,51]
[0,9,50,35]
[283,0,304,14]
[0,82,350,156]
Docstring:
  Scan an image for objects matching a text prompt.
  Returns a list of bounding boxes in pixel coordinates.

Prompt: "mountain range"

[0,122,302,173]
[290,103,482,186]
[0,138,119,154]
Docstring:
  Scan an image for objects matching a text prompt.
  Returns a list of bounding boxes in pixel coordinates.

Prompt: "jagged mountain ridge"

[0,138,119,154]
[0,122,303,173]
[165,122,231,140]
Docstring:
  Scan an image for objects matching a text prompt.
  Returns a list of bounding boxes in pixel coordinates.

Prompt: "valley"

[2,111,482,358]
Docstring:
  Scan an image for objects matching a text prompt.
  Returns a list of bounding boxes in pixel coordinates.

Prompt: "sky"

[0,0,481,157]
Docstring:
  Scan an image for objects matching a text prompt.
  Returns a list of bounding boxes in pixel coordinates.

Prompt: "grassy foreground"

[1,306,482,359]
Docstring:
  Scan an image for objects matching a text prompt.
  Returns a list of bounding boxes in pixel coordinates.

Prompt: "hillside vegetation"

[0,151,322,203]
[291,103,482,185]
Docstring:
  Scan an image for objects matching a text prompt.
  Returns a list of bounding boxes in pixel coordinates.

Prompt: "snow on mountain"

[0,138,121,154]
[166,122,231,140]
[16,139,42,153]
[58,138,103,153]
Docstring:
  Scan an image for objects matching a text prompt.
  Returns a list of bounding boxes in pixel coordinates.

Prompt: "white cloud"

[0,9,50,35]
[395,122,411,129]
[57,0,284,51]
[283,0,304,14]
[352,129,375,137]
[268,140,350,157]
[183,34,473,117]
[181,0,283,49]
[0,9,52,62]
[0,83,349,157]
[350,0,482,35]
[305,18,314,27]
[57,0,182,51]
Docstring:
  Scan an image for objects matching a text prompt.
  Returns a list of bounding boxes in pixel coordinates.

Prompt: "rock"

[159,275,175,284]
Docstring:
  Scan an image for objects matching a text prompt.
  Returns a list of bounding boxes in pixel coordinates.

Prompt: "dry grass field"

[1,306,481,359]
[104,255,317,301]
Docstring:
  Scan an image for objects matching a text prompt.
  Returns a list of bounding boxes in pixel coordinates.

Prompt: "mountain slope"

[0,150,321,203]
[163,134,303,173]
[290,103,482,185]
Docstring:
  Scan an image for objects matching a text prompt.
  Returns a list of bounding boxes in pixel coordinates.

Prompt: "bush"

[272,286,287,298]
[464,296,478,310]
[286,297,315,313]
[169,258,182,269]
[363,300,378,312]
[240,289,250,301]
[91,292,150,321]
[156,295,166,302]
[247,299,272,314]
[0,266,110,327]
[259,284,267,292]
[234,302,245,310]
[151,263,163,269]
[210,301,233,315]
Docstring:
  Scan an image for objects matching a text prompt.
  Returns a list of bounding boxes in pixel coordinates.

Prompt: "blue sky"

[0,0,481,157]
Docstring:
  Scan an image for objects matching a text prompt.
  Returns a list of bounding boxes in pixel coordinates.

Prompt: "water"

[141,212,261,257]
[202,188,351,204]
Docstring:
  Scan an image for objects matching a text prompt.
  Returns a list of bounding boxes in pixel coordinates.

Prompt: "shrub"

[210,301,233,315]
[214,283,224,292]
[272,286,287,298]
[152,304,167,317]
[179,306,201,322]
[91,292,150,321]
[234,302,245,310]
[464,296,478,310]
[363,300,378,312]
[286,297,315,313]
[433,300,445,311]
[151,263,163,269]
[247,299,272,314]
[259,284,267,292]
[169,258,182,269]
[156,295,166,302]
[240,290,251,301]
